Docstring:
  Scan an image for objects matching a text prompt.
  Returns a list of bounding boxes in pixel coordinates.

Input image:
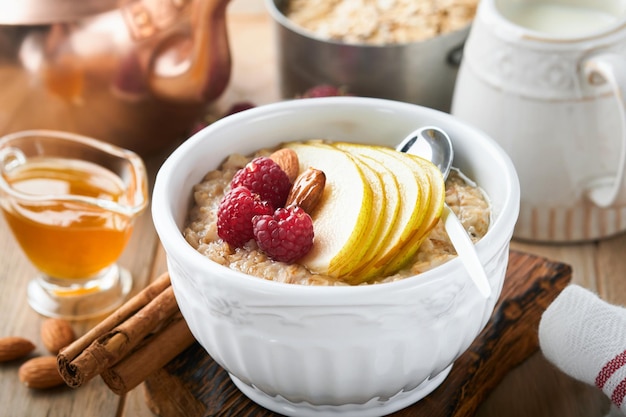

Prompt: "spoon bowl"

[397,126,492,298]
[398,126,454,180]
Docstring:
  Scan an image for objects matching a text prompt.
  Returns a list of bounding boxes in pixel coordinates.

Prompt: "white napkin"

[539,284,626,414]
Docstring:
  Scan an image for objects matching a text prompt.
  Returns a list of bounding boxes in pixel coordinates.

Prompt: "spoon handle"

[442,204,492,298]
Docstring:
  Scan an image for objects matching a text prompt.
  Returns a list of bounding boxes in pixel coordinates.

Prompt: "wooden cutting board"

[143,250,571,417]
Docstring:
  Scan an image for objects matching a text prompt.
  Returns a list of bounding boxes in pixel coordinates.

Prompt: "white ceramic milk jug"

[452,0,626,241]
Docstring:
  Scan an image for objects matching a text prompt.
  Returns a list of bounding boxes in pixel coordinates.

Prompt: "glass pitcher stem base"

[27,264,132,320]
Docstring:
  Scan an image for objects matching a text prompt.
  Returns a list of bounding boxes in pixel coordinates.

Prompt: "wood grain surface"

[142,250,571,417]
[0,6,622,417]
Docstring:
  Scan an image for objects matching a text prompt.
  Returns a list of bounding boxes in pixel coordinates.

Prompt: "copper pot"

[0,0,232,155]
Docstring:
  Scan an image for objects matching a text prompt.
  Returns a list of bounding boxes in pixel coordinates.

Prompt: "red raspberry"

[231,157,292,209]
[223,101,255,117]
[189,120,208,136]
[300,84,347,98]
[253,206,314,263]
[217,186,273,247]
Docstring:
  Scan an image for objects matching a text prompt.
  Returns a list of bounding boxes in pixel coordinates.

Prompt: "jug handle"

[148,0,232,103]
[582,53,626,208]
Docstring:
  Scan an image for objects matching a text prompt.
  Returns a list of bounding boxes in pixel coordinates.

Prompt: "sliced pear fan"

[286,141,445,284]
[334,143,424,283]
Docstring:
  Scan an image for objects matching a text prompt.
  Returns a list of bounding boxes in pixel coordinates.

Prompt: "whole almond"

[41,318,75,355]
[0,336,35,362]
[270,148,299,183]
[19,356,65,389]
[286,168,326,214]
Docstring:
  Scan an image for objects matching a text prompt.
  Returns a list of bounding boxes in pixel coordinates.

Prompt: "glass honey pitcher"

[0,130,148,319]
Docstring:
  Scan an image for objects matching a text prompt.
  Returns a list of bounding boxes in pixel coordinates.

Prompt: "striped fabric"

[539,285,626,414]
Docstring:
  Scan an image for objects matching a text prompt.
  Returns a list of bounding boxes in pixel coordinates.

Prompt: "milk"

[504,2,618,36]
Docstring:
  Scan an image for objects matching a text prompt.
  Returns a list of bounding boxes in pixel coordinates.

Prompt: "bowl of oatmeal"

[152,97,519,416]
[266,0,478,111]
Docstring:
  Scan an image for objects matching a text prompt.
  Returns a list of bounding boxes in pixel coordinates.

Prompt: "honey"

[1,157,133,280]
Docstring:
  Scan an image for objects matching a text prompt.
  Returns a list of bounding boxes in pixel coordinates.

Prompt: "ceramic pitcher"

[452,0,626,242]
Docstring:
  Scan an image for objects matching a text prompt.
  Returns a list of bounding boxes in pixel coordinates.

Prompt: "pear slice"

[333,143,427,283]
[381,150,445,275]
[285,141,374,276]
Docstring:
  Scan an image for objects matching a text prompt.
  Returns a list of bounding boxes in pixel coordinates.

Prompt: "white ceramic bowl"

[152,97,520,417]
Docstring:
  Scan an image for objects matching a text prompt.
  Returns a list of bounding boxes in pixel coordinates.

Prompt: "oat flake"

[285,0,478,45]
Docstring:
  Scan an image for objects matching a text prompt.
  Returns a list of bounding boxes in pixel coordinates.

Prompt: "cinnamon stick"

[101,313,195,395]
[57,272,176,387]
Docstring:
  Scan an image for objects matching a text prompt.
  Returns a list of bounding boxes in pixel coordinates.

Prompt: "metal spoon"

[397,126,492,298]
[397,126,453,180]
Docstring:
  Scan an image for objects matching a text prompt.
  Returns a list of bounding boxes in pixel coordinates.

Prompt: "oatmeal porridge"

[183,142,490,286]
[284,0,479,45]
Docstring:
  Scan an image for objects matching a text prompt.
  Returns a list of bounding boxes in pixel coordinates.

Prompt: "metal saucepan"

[266,0,471,112]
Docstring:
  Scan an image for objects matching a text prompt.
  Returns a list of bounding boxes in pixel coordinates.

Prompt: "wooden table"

[1,7,625,417]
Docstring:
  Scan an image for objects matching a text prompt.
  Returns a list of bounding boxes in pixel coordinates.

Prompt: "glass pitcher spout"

[0,130,148,219]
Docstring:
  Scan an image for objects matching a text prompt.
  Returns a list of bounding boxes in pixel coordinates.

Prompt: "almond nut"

[0,336,35,362]
[286,168,326,214]
[41,318,76,355]
[270,148,299,183]
[19,356,65,389]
